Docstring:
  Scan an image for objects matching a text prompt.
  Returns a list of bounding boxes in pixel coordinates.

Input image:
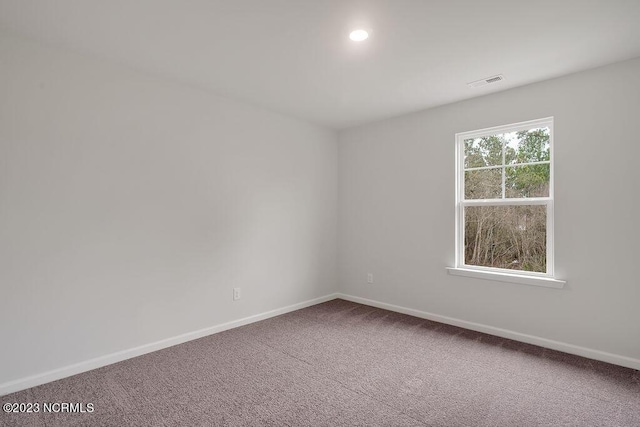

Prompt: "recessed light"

[349,29,369,42]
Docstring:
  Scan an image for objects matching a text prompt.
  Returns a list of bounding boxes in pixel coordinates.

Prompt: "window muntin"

[455,118,554,277]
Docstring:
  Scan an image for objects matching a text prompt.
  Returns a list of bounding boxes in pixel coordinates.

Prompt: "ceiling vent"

[467,74,504,88]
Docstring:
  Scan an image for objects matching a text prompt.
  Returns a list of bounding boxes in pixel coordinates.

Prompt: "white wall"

[0,35,338,386]
[2,30,639,392]
[339,58,640,362]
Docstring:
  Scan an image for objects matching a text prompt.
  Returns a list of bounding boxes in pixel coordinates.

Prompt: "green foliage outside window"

[463,128,550,273]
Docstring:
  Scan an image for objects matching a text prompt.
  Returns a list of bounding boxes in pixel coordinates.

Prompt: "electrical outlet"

[233,287,241,301]
[367,273,374,284]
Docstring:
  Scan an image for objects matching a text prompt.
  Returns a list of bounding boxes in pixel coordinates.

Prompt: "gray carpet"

[2,299,639,426]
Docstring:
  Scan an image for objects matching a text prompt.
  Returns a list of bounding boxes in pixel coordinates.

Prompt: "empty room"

[1,1,639,426]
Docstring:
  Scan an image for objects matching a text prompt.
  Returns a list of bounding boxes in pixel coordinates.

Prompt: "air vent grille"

[467,74,505,88]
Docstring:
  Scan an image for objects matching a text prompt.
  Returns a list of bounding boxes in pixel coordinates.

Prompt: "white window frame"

[447,117,565,288]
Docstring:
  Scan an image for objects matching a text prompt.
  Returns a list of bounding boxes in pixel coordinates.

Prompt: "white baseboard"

[0,293,339,396]
[4,292,636,396]
[337,293,640,371]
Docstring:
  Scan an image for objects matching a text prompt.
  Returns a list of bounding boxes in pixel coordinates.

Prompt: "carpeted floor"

[2,299,639,426]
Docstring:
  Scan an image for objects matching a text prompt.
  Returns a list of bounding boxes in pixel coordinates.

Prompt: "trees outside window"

[456,118,554,276]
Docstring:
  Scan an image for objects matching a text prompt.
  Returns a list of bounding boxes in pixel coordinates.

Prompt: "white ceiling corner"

[1,0,639,129]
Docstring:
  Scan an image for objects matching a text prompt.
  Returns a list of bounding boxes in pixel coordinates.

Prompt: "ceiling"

[1,1,640,130]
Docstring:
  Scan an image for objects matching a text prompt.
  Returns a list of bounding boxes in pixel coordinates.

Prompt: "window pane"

[505,164,550,198]
[464,136,503,168]
[465,168,501,199]
[464,205,547,273]
[505,127,550,165]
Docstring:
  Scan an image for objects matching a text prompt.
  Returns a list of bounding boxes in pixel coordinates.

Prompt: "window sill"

[446,267,566,289]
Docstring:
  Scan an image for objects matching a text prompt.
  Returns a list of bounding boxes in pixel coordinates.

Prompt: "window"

[448,117,564,288]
